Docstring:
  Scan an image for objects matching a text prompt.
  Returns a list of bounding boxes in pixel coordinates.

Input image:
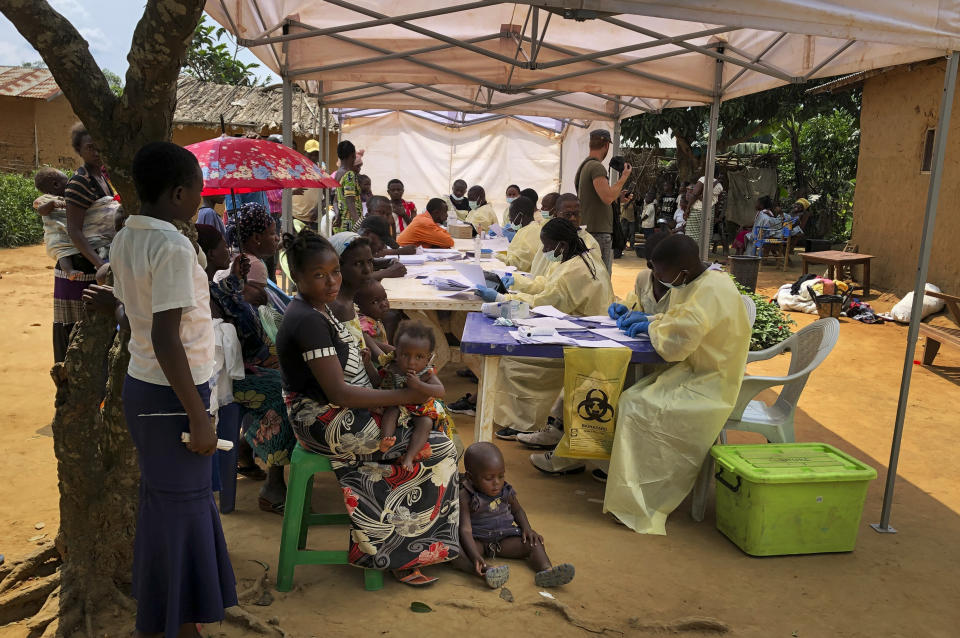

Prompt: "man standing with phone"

[575,129,632,277]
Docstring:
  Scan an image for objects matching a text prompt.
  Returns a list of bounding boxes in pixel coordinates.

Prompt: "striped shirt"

[64,165,113,210]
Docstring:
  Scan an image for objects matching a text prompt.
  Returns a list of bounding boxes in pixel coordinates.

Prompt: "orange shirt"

[396,212,454,248]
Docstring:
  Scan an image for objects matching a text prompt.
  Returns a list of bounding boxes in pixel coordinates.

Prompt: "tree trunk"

[0,1,206,633]
[675,136,700,182]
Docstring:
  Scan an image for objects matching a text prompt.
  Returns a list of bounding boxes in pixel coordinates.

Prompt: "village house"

[0,67,337,173]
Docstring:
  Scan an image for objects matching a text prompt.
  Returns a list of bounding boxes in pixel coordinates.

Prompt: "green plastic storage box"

[710,443,876,556]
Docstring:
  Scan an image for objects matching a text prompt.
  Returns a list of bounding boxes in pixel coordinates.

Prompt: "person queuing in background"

[365,195,399,245]
[744,195,778,256]
[673,195,689,233]
[502,184,522,226]
[445,179,471,221]
[639,191,657,241]
[397,198,454,249]
[197,194,226,239]
[501,196,540,272]
[334,140,360,232]
[574,129,633,278]
[387,178,416,232]
[465,185,498,232]
[224,203,280,297]
[358,213,417,258]
[618,190,637,252]
[658,181,677,220]
[358,174,373,215]
[292,139,322,232]
[685,172,723,248]
[604,234,750,534]
[520,188,539,215]
[111,142,237,636]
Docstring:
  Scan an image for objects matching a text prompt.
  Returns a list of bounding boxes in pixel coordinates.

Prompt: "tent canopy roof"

[205,1,955,119]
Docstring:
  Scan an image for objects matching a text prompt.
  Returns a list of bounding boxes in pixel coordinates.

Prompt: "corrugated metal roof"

[0,66,61,100]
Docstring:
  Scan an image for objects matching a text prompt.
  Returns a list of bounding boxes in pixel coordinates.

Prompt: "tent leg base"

[870,523,898,534]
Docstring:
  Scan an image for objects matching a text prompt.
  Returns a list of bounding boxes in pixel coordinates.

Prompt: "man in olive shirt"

[575,129,632,277]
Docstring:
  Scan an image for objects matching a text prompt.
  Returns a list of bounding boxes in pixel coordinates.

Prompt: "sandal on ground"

[484,564,510,589]
[258,496,285,515]
[237,464,267,481]
[392,568,438,587]
[534,563,575,588]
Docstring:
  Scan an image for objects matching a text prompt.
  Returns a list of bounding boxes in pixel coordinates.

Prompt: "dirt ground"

[1,244,958,638]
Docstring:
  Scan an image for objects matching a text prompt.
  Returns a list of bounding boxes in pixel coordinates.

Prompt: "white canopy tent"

[206,0,960,533]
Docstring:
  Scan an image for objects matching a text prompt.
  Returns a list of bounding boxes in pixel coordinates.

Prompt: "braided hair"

[541,217,596,280]
[281,228,337,279]
[233,202,273,248]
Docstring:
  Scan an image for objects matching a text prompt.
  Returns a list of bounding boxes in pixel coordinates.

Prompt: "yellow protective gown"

[465,203,499,231]
[492,249,614,431]
[512,229,601,294]
[622,269,671,315]
[502,221,542,272]
[604,269,750,534]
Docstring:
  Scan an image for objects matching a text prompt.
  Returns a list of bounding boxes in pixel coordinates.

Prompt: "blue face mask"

[543,244,564,263]
[504,222,520,231]
[656,270,687,289]
[506,196,517,204]
[468,200,479,210]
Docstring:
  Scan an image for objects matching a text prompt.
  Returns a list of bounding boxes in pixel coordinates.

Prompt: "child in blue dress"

[112,142,237,638]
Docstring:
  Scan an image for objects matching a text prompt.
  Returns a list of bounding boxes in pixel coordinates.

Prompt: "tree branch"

[0,0,114,128]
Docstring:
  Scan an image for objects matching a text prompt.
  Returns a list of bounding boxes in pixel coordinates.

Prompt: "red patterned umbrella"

[185,135,339,195]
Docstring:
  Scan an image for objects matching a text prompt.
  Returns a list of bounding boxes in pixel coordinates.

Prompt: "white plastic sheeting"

[205,1,955,117]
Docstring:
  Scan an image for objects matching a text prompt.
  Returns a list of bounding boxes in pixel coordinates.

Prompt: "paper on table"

[531,305,569,318]
[589,327,649,343]
[579,315,617,326]
[452,262,488,288]
[398,254,427,265]
[515,317,583,331]
[440,290,478,299]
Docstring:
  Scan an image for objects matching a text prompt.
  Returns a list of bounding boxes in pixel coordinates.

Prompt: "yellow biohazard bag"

[553,347,632,460]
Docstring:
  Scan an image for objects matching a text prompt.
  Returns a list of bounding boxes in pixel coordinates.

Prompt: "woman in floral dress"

[276,229,459,586]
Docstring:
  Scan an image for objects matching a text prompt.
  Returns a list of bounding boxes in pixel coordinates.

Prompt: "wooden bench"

[920,291,960,365]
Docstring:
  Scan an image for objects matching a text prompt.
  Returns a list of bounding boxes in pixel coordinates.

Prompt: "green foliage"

[0,172,44,247]
[102,68,124,97]
[732,276,797,351]
[184,16,262,86]
[772,109,860,241]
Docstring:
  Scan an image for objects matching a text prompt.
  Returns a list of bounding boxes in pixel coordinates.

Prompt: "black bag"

[611,200,626,253]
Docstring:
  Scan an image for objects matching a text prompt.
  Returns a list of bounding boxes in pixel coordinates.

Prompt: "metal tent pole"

[700,54,723,262]
[281,76,294,238]
[873,51,959,534]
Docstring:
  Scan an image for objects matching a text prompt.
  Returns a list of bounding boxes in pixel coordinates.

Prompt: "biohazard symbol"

[577,388,614,423]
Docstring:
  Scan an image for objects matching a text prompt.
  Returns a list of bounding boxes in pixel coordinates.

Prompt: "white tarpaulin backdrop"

[342,111,611,211]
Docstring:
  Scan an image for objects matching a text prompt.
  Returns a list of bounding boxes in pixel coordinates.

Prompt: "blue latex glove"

[608,303,629,320]
[475,286,500,302]
[616,311,649,329]
[625,321,650,337]
[504,227,517,242]
[501,273,515,289]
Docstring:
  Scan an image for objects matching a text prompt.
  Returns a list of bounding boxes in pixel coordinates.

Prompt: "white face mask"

[468,200,479,210]
[656,270,687,289]
[451,193,465,201]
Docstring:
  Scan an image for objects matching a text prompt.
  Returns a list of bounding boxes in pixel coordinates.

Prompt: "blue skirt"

[122,375,238,637]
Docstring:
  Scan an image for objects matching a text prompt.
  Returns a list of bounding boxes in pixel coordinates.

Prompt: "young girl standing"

[111,142,237,637]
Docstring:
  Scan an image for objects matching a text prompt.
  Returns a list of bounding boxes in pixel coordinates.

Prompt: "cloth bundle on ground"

[775,276,849,315]
[40,195,119,261]
[883,283,946,323]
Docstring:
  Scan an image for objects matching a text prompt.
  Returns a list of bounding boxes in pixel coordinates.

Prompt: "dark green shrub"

[732,276,797,351]
[0,172,44,247]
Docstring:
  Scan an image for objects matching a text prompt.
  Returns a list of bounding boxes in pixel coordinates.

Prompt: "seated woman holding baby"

[276,229,460,586]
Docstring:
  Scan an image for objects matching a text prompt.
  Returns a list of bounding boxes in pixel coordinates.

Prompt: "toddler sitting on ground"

[377,320,451,469]
[454,441,575,589]
[33,167,120,278]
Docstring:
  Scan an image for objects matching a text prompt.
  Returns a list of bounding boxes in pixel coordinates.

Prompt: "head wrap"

[795,198,811,210]
[329,231,360,257]
[234,203,272,245]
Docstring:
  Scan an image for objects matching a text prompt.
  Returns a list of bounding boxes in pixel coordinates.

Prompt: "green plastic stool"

[276,444,384,592]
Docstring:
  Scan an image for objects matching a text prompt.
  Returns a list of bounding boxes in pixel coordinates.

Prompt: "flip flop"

[258,497,285,515]
[484,564,510,589]
[534,563,575,588]
[237,464,267,480]
[393,568,438,587]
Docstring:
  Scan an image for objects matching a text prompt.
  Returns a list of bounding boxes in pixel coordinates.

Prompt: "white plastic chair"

[690,317,840,522]
[741,294,756,329]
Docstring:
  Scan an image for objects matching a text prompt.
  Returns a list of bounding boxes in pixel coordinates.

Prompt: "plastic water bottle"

[474,227,482,265]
